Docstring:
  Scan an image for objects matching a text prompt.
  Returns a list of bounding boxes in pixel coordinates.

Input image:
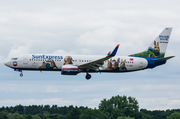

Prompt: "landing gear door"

[23,55,28,64]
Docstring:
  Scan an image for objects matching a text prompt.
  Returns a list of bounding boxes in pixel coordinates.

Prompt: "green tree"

[140,112,152,119]
[0,112,8,119]
[18,115,25,119]
[99,95,139,119]
[79,108,108,119]
[45,114,58,119]
[9,113,22,119]
[26,114,32,119]
[67,108,80,119]
[43,105,50,112]
[167,112,180,119]
[117,116,135,119]
[0,112,9,119]
[43,111,50,117]
[14,105,24,114]
[57,114,66,119]
[32,114,41,119]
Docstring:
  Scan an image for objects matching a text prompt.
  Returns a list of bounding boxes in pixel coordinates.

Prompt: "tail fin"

[130,28,172,58]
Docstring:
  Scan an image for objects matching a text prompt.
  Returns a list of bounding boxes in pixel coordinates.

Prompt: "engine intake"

[61,65,79,75]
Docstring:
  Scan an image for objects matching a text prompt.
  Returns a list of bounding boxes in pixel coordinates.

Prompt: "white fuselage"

[5,54,148,73]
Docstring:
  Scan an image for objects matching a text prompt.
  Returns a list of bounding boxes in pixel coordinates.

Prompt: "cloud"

[138,98,180,110]
[52,49,76,55]
[72,89,79,92]
[0,55,6,63]
[84,98,102,108]
[52,49,67,54]
[77,27,117,47]
[7,44,32,58]
[0,98,76,107]
[136,84,180,91]
[117,87,133,92]
[46,86,59,93]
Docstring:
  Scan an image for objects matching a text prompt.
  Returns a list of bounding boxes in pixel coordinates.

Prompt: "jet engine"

[61,65,79,75]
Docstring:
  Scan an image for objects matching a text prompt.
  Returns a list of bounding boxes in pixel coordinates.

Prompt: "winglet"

[109,44,119,56]
[107,51,111,56]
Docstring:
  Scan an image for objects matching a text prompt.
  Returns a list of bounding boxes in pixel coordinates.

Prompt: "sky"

[0,0,180,110]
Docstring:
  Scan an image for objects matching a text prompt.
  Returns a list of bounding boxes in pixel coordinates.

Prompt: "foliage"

[99,95,140,119]
[32,114,41,119]
[26,114,32,119]
[9,113,23,119]
[117,116,135,119]
[140,112,152,119]
[67,108,80,119]
[167,112,180,119]
[1,95,180,119]
[140,109,180,119]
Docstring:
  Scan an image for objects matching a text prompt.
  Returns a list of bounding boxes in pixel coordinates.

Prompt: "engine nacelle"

[61,65,79,75]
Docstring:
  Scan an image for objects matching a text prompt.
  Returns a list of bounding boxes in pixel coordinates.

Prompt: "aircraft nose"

[4,61,10,67]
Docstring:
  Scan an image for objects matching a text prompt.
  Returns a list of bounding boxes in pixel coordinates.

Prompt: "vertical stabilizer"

[130,28,172,58]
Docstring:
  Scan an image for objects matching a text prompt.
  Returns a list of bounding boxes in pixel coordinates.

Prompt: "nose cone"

[4,61,10,67]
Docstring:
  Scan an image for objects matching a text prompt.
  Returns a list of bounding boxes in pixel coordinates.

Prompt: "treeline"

[140,109,180,119]
[0,95,180,119]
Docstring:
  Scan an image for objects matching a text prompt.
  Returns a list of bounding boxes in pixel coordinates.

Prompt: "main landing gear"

[85,73,91,80]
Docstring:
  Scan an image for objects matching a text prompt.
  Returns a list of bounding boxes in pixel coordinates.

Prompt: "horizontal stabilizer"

[152,56,175,62]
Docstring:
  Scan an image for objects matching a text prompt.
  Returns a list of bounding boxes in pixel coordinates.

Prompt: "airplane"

[4,28,174,80]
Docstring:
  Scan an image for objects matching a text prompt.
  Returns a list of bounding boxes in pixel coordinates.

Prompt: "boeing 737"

[4,28,174,79]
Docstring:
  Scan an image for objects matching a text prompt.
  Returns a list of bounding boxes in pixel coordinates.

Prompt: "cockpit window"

[11,58,18,60]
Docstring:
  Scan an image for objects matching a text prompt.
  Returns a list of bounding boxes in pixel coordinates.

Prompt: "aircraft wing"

[78,44,119,71]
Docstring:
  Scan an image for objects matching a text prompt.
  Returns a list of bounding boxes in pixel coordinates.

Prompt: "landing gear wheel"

[85,73,91,80]
[20,73,23,77]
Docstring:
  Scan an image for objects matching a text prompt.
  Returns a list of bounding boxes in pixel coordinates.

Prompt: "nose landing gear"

[85,73,91,80]
[14,69,23,77]
[20,72,23,77]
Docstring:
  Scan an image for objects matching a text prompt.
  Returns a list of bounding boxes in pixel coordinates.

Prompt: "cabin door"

[23,55,28,64]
